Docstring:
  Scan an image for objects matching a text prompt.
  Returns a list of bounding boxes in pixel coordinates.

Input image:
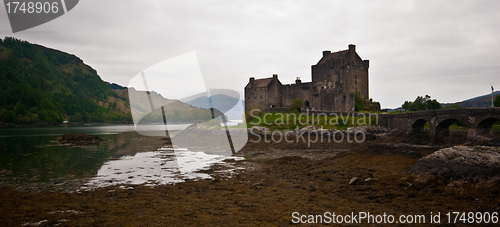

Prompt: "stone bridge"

[379,108,500,140]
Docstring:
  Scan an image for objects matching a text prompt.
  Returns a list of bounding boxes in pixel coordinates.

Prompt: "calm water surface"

[0,124,241,189]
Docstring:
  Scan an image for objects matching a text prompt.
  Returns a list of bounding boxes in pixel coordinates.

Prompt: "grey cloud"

[0,0,499,108]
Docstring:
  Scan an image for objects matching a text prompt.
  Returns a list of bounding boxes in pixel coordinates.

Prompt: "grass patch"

[387,110,411,114]
[449,123,469,133]
[424,122,469,132]
[493,120,500,132]
[246,112,378,130]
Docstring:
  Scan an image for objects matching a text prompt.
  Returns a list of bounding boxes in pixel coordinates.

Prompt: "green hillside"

[0,37,131,124]
[0,37,224,125]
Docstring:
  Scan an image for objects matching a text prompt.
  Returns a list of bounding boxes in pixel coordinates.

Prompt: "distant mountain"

[384,92,500,111]
[383,107,403,112]
[184,94,238,111]
[184,94,245,120]
[120,87,221,123]
[443,91,500,108]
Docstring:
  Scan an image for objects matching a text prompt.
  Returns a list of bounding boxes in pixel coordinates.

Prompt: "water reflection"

[83,147,243,189]
[0,124,190,187]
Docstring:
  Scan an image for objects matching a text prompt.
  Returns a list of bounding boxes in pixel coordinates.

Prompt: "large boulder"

[406,146,500,181]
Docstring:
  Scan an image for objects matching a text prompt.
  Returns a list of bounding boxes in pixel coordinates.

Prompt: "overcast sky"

[1,0,499,108]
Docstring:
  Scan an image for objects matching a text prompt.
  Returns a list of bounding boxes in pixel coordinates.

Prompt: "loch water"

[0,124,241,190]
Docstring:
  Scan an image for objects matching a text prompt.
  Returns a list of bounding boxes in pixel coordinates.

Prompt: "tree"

[290,99,303,113]
[413,95,429,110]
[401,95,441,111]
[110,102,117,110]
[427,99,441,109]
[3,110,16,123]
[495,95,500,107]
[402,101,413,111]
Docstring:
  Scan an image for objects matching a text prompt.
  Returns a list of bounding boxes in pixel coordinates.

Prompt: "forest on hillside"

[0,37,132,124]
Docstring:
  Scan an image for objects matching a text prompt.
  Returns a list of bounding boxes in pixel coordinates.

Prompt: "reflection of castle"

[245,44,369,112]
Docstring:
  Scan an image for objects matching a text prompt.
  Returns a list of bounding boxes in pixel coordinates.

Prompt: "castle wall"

[344,60,369,99]
[245,45,368,113]
[244,86,268,110]
[267,76,282,108]
[244,75,283,110]
[281,82,313,109]
[311,45,369,99]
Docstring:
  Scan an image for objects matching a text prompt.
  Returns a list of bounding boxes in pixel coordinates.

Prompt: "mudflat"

[1,133,500,226]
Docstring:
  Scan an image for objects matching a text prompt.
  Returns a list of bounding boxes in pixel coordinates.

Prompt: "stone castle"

[245,44,369,112]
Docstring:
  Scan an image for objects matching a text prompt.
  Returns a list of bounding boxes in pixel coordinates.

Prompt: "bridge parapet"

[379,108,500,140]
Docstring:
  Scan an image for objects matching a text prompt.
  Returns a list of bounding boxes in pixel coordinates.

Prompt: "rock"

[348,126,389,134]
[296,125,318,136]
[249,126,270,134]
[406,146,500,181]
[349,177,358,185]
[300,125,317,132]
[57,134,105,145]
[365,178,372,182]
[343,126,386,141]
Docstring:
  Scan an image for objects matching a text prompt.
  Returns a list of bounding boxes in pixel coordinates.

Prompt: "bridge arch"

[474,117,499,137]
[411,119,428,134]
[435,118,469,137]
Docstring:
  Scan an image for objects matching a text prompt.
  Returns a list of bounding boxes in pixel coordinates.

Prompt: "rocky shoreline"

[175,124,500,182]
[1,125,500,226]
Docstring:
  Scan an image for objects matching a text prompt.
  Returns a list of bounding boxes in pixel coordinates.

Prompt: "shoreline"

[1,130,500,225]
